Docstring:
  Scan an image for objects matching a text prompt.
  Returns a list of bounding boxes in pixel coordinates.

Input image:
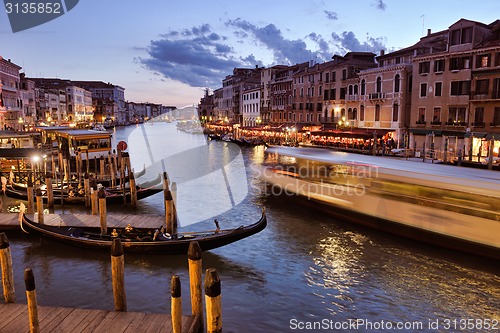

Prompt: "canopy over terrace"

[310,128,394,149]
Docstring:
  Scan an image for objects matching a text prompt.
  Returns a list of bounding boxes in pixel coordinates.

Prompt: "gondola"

[4,181,163,205]
[19,208,267,254]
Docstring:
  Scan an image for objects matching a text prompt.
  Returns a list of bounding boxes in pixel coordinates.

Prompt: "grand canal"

[3,122,499,332]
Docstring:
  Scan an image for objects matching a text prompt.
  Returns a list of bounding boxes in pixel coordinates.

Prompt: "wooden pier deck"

[0,303,199,333]
[0,212,165,231]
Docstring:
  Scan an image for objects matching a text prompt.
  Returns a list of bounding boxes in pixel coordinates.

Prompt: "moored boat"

[260,146,500,259]
[19,207,267,254]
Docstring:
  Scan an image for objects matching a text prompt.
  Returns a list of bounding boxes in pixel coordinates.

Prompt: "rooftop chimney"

[427,28,431,36]
[380,50,385,56]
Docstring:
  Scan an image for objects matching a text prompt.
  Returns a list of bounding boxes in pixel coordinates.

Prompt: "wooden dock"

[0,303,199,333]
[0,212,165,231]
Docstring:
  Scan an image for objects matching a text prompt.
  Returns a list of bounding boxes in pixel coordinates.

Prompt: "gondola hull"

[20,211,267,254]
[5,184,162,205]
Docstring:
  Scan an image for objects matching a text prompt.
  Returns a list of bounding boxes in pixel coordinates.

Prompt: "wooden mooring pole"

[98,188,107,234]
[205,268,222,333]
[35,188,44,224]
[27,176,34,214]
[45,172,54,208]
[171,275,182,333]
[188,241,203,330]
[111,238,127,311]
[165,190,176,235]
[0,232,15,303]
[129,171,137,208]
[24,268,39,333]
[84,172,90,208]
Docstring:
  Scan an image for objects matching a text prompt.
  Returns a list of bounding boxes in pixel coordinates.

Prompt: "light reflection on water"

[1,122,499,332]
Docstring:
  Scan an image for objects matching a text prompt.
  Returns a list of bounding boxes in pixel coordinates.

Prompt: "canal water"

[3,122,499,332]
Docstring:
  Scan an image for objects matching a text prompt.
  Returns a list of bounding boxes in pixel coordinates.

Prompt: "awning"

[485,132,499,140]
[410,129,442,135]
[464,131,486,138]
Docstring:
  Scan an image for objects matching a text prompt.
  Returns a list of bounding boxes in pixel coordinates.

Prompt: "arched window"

[348,108,353,119]
[348,85,353,95]
[376,77,382,93]
[375,104,381,121]
[361,80,366,95]
[360,105,365,121]
[354,85,358,95]
[394,74,400,93]
[393,103,399,122]
[353,108,358,120]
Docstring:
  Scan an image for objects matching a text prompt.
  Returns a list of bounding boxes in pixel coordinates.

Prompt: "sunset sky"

[1,0,499,107]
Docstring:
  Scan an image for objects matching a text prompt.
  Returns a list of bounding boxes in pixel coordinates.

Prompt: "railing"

[368,92,386,100]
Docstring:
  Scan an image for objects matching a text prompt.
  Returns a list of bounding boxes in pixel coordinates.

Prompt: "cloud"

[373,0,387,10]
[139,24,241,87]
[331,31,386,53]
[139,20,386,89]
[226,18,328,64]
[324,10,338,20]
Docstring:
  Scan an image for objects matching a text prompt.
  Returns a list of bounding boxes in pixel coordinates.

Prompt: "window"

[434,59,445,73]
[476,54,491,68]
[342,69,347,80]
[450,57,471,71]
[376,77,382,93]
[348,85,353,95]
[475,79,489,95]
[331,89,336,100]
[408,75,412,93]
[375,104,381,121]
[354,85,358,95]
[340,88,346,99]
[450,27,473,45]
[361,80,366,95]
[325,73,330,83]
[450,81,470,96]
[447,106,466,124]
[360,105,365,121]
[348,108,353,120]
[324,89,329,100]
[419,61,430,74]
[496,52,500,66]
[493,107,500,125]
[353,108,357,120]
[417,107,425,124]
[332,71,336,82]
[392,103,399,122]
[394,74,400,93]
[420,83,427,97]
[493,78,500,99]
[474,107,484,125]
[435,82,442,97]
[432,107,441,124]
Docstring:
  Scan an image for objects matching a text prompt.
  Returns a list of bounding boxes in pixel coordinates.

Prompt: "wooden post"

[163,171,170,191]
[27,176,35,214]
[129,172,137,208]
[165,190,176,235]
[85,150,90,174]
[188,242,203,330]
[45,173,54,208]
[94,156,97,175]
[24,268,39,333]
[75,151,81,182]
[63,159,68,182]
[35,189,44,224]
[111,238,127,311]
[112,150,118,187]
[99,155,105,180]
[205,268,222,333]
[171,275,182,333]
[171,182,178,224]
[0,233,15,303]
[98,188,107,235]
[84,173,90,208]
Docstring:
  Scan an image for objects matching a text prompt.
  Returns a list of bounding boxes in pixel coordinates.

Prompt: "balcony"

[430,121,441,126]
[472,122,485,127]
[345,94,359,101]
[368,92,386,101]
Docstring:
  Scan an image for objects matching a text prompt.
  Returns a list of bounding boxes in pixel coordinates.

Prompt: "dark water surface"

[3,123,499,332]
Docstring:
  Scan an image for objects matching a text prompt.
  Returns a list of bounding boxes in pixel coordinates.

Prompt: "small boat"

[4,181,162,205]
[19,207,267,254]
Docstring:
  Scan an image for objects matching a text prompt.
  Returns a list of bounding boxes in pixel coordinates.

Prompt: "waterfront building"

[241,84,261,127]
[65,85,93,123]
[198,88,215,124]
[19,73,36,129]
[410,19,500,162]
[72,81,126,125]
[0,56,22,130]
[261,65,288,125]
